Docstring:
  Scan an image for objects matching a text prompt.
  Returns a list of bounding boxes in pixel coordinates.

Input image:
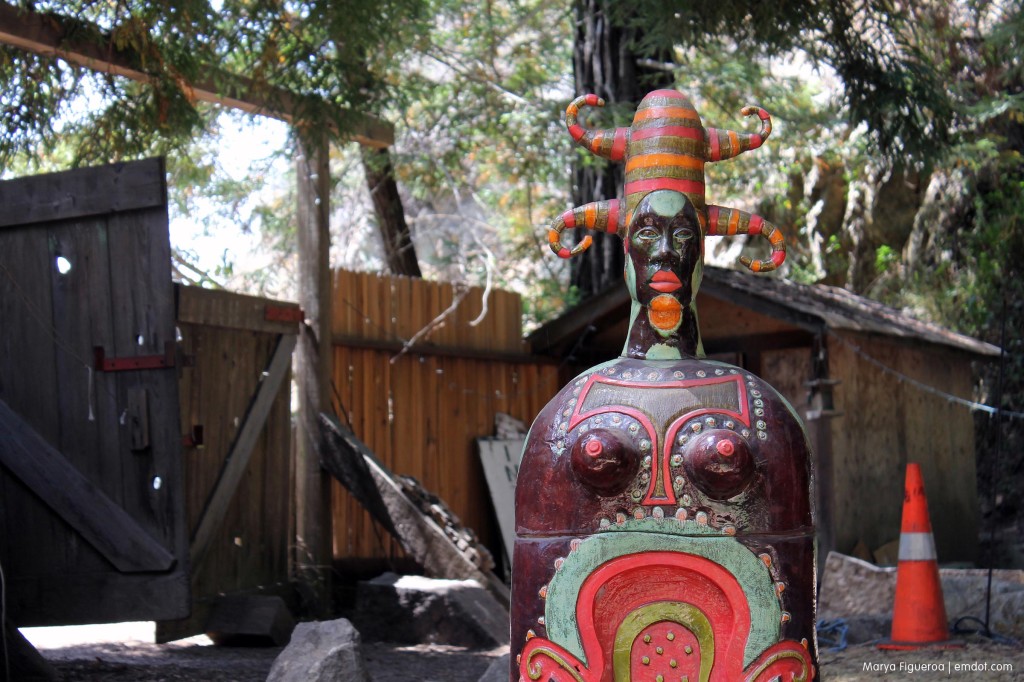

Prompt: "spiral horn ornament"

[706,205,787,272]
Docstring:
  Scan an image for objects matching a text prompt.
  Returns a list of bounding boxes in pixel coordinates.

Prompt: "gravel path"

[26,625,1023,681]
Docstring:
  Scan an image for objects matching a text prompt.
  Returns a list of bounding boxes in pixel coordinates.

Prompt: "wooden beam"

[318,414,510,605]
[189,332,297,569]
[0,397,175,573]
[0,2,393,147]
[294,131,333,613]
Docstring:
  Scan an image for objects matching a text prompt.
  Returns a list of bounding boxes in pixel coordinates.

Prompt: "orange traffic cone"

[878,463,961,650]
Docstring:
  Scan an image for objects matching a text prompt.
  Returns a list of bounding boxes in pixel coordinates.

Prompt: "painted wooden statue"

[511,90,816,681]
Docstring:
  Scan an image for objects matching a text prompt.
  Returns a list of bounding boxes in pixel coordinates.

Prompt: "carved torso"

[512,357,816,681]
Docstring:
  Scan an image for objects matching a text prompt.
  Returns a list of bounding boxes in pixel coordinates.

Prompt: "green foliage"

[616,0,955,162]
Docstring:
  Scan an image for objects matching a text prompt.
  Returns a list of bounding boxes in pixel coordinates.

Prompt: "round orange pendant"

[648,294,682,331]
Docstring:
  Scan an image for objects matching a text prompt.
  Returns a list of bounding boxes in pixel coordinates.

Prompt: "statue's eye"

[635,227,659,242]
[673,227,695,243]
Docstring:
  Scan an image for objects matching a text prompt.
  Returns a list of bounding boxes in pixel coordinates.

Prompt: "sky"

[168,111,291,289]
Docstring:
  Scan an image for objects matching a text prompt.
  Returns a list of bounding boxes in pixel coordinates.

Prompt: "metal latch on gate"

[94,341,176,372]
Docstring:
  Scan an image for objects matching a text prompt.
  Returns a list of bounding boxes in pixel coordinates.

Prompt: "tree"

[566,0,674,300]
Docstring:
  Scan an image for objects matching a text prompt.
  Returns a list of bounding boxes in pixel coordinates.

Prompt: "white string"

[829,330,1024,420]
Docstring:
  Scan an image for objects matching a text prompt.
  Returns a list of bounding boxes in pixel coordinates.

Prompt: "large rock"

[352,573,510,647]
[266,618,369,682]
[477,653,511,682]
[818,551,1024,642]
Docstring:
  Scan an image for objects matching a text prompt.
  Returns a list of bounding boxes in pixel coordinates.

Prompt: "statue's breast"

[516,357,813,537]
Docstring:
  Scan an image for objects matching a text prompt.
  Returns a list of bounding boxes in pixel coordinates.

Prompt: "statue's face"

[625,191,701,312]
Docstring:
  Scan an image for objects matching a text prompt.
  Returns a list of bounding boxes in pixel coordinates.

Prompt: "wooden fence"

[157,285,299,642]
[330,270,561,563]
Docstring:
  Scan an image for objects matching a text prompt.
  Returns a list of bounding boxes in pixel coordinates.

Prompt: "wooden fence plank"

[0,398,175,572]
[176,285,300,335]
[190,333,297,569]
[0,159,166,228]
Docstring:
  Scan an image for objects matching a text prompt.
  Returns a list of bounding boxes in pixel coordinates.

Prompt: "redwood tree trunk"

[361,146,422,278]
[569,0,673,300]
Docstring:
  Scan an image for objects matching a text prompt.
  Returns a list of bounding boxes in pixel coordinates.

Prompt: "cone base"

[877,638,964,651]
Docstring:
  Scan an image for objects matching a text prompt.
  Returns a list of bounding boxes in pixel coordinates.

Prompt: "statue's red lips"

[649,270,682,293]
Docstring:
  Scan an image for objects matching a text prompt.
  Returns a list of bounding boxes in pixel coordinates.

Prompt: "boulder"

[352,573,510,647]
[477,653,511,682]
[266,618,369,682]
[818,551,1024,642]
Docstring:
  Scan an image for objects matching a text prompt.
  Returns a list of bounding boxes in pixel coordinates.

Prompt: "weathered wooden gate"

[0,158,190,624]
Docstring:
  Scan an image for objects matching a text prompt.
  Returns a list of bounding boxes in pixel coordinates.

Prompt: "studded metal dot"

[696,370,706,377]
[681,494,692,506]
[594,416,603,425]
[685,646,693,654]
[670,659,678,668]
[640,471,650,482]
[652,506,664,519]
[704,417,716,427]
[751,390,762,398]
[691,423,702,433]
[758,431,768,440]
[741,429,751,438]
[641,656,650,665]
[677,434,689,445]
[611,414,622,424]
[628,423,640,434]
[724,420,735,429]
[648,372,659,380]
[631,489,643,500]
[715,369,724,375]
[674,475,685,489]
[656,646,664,654]
[756,420,767,430]
[754,399,764,407]
[755,408,765,417]
[640,439,651,451]
[643,455,652,468]
[671,454,683,466]
[644,635,651,644]
[673,371,685,379]
[666,632,675,641]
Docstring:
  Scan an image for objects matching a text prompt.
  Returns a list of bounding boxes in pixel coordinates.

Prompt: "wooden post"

[806,331,842,566]
[294,130,333,614]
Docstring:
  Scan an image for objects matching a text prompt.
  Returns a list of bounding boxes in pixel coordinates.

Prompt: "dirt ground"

[26,626,1024,681]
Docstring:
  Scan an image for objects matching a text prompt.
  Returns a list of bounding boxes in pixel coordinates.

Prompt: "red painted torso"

[511,356,817,681]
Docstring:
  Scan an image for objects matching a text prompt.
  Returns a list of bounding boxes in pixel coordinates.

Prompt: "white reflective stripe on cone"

[898,532,937,561]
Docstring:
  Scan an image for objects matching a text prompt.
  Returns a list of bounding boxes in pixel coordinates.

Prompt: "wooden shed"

[527,266,1000,564]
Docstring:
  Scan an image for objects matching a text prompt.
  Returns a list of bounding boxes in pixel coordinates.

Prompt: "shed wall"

[828,332,979,563]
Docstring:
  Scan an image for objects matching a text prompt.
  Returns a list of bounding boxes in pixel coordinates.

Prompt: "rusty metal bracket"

[94,341,176,372]
[264,304,304,324]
